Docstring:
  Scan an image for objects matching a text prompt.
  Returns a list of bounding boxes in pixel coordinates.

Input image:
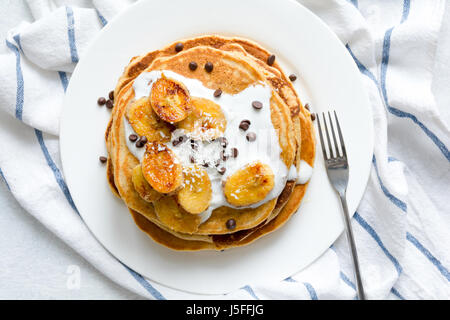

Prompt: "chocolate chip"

[214,160,221,167]
[304,103,310,111]
[105,99,113,109]
[218,137,228,148]
[136,136,147,148]
[230,147,239,158]
[289,74,297,82]
[109,91,114,100]
[139,136,148,144]
[311,113,316,121]
[175,42,184,52]
[191,140,198,150]
[204,62,214,73]
[189,61,198,71]
[220,150,229,161]
[239,120,251,131]
[97,97,106,106]
[214,89,222,98]
[189,155,196,164]
[99,156,107,163]
[267,54,276,66]
[172,139,181,147]
[226,218,236,230]
[217,167,226,175]
[246,132,256,142]
[129,134,138,142]
[202,161,209,168]
[252,101,263,110]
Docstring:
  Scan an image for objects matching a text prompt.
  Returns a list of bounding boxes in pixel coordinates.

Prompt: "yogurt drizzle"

[124,70,312,223]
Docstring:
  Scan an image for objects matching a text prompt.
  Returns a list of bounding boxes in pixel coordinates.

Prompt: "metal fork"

[315,111,366,300]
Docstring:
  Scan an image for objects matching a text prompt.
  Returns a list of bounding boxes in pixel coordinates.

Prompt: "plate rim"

[59,0,374,295]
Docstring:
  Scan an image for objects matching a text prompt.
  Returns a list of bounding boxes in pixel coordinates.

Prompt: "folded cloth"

[0,0,448,299]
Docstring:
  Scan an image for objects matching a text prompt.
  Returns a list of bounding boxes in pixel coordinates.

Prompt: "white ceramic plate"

[60,0,373,294]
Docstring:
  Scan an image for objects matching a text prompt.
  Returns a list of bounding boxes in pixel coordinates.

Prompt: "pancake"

[105,35,315,250]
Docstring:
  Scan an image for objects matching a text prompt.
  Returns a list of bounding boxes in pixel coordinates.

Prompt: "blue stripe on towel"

[342,268,405,300]
[345,44,378,84]
[13,34,23,53]
[303,282,318,300]
[120,262,166,300]
[0,167,11,191]
[339,271,359,300]
[390,287,405,300]
[34,129,78,213]
[388,156,398,162]
[5,39,24,120]
[406,232,450,282]
[65,7,79,63]
[283,277,318,300]
[383,156,450,281]
[330,245,358,292]
[284,276,296,283]
[380,2,449,162]
[241,285,260,300]
[96,9,108,26]
[401,0,411,23]
[347,0,358,8]
[372,155,450,281]
[347,23,449,161]
[372,155,407,212]
[387,106,449,161]
[354,212,403,275]
[58,71,69,92]
[340,271,356,290]
[337,248,405,299]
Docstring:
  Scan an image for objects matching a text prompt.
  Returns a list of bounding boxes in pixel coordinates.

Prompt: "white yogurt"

[297,160,313,184]
[287,160,313,185]
[126,70,293,223]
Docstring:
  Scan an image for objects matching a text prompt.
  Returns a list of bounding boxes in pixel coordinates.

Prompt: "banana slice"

[153,196,201,233]
[177,97,226,140]
[141,142,183,194]
[131,165,162,203]
[126,97,172,142]
[224,161,275,207]
[177,165,212,214]
[150,76,191,123]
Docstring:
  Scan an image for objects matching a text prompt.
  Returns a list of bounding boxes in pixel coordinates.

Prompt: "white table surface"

[0,0,449,299]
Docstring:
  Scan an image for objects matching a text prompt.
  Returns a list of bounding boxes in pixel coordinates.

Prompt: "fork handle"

[339,194,366,300]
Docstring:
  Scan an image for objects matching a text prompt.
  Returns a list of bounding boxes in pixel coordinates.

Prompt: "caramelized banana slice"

[177,97,226,140]
[141,142,183,193]
[177,165,212,214]
[126,97,172,142]
[150,76,191,123]
[224,162,275,207]
[131,165,162,202]
[153,196,201,233]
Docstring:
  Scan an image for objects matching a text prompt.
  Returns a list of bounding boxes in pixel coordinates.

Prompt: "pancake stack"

[105,35,315,250]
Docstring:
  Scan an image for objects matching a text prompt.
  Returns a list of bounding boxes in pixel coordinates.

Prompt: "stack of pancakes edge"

[105,35,315,251]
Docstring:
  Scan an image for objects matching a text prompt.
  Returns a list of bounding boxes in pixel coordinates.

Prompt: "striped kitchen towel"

[0,0,448,299]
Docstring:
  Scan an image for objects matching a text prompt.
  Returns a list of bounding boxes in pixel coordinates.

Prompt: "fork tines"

[316,111,347,161]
